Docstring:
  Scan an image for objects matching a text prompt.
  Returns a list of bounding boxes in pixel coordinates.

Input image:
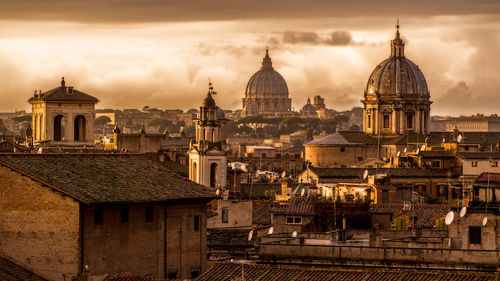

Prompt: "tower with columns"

[188,82,228,188]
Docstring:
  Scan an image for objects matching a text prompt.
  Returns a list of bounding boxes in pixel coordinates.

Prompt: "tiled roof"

[272,197,315,216]
[252,200,273,225]
[0,140,30,153]
[370,203,449,228]
[0,154,216,204]
[416,150,455,158]
[207,229,254,247]
[475,172,500,183]
[196,263,496,281]
[456,152,500,159]
[308,167,456,179]
[28,85,99,103]
[103,275,163,281]
[0,255,49,281]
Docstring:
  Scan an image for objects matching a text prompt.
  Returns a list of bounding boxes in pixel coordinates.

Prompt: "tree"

[95,116,112,127]
[148,119,173,132]
[142,105,150,111]
[11,116,32,123]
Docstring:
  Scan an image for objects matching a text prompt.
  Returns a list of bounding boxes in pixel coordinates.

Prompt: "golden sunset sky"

[0,0,499,115]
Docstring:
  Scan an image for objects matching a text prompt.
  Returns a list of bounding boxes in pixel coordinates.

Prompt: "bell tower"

[188,82,228,188]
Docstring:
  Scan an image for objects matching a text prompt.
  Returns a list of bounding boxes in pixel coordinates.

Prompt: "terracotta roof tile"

[370,203,449,228]
[28,86,99,103]
[272,197,315,216]
[196,263,496,281]
[308,167,457,179]
[0,154,216,204]
[0,255,49,281]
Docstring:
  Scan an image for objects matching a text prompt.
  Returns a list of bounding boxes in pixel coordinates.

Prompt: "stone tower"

[28,77,98,146]
[188,82,228,188]
[362,23,431,136]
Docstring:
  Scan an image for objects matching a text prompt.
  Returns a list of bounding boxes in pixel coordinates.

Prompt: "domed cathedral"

[241,48,292,117]
[362,22,431,136]
[188,82,228,188]
[28,77,98,147]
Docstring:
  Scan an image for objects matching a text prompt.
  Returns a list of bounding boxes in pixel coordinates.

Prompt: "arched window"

[54,115,66,141]
[192,162,198,182]
[74,115,87,141]
[211,128,215,142]
[210,163,218,187]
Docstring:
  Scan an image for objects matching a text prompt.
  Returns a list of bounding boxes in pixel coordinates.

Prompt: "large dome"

[244,50,289,98]
[241,49,292,117]
[365,27,429,97]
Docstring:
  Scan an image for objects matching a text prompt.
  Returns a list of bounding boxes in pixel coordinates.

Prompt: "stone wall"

[82,203,207,280]
[0,166,80,281]
[115,133,168,153]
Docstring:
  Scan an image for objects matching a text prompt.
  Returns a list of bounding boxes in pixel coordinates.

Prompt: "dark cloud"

[283,32,320,44]
[0,0,498,23]
[325,31,352,46]
[281,31,355,46]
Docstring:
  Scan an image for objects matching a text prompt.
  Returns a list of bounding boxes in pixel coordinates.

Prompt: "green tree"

[95,116,112,127]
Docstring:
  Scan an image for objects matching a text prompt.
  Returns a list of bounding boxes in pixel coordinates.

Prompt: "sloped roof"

[370,203,449,228]
[475,172,500,184]
[103,275,163,281]
[196,263,496,281]
[307,167,456,179]
[0,255,49,281]
[252,200,274,225]
[272,197,315,216]
[456,152,500,160]
[306,131,375,146]
[28,83,98,103]
[0,140,30,153]
[0,154,216,204]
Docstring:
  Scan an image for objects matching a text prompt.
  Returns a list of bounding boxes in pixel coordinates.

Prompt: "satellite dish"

[363,169,369,180]
[445,211,454,225]
[460,207,467,218]
[421,144,426,151]
[248,230,254,241]
[215,189,220,196]
[403,148,407,153]
[482,217,488,226]
[457,135,463,143]
[291,231,298,238]
[396,151,401,157]
[442,138,446,143]
[416,148,420,154]
[37,147,43,154]
[300,188,306,196]
[268,227,274,235]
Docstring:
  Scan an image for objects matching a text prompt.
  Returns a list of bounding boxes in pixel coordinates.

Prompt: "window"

[383,114,390,129]
[145,206,153,222]
[396,217,407,230]
[491,161,498,167]
[469,226,481,245]
[286,216,302,224]
[406,114,413,129]
[432,160,441,168]
[194,215,200,231]
[191,271,200,278]
[167,273,177,279]
[367,115,371,129]
[382,190,389,203]
[340,147,345,152]
[120,206,129,223]
[95,206,103,225]
[464,146,469,151]
[221,207,228,223]
[472,161,478,167]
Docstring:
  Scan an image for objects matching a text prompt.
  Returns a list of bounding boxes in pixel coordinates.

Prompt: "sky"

[0,0,499,116]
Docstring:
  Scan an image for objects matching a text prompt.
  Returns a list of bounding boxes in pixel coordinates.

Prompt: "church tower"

[28,77,98,146]
[188,82,228,188]
[362,22,431,136]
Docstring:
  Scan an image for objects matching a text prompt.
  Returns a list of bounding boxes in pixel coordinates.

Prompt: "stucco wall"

[0,166,81,281]
[304,145,378,168]
[207,200,252,229]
